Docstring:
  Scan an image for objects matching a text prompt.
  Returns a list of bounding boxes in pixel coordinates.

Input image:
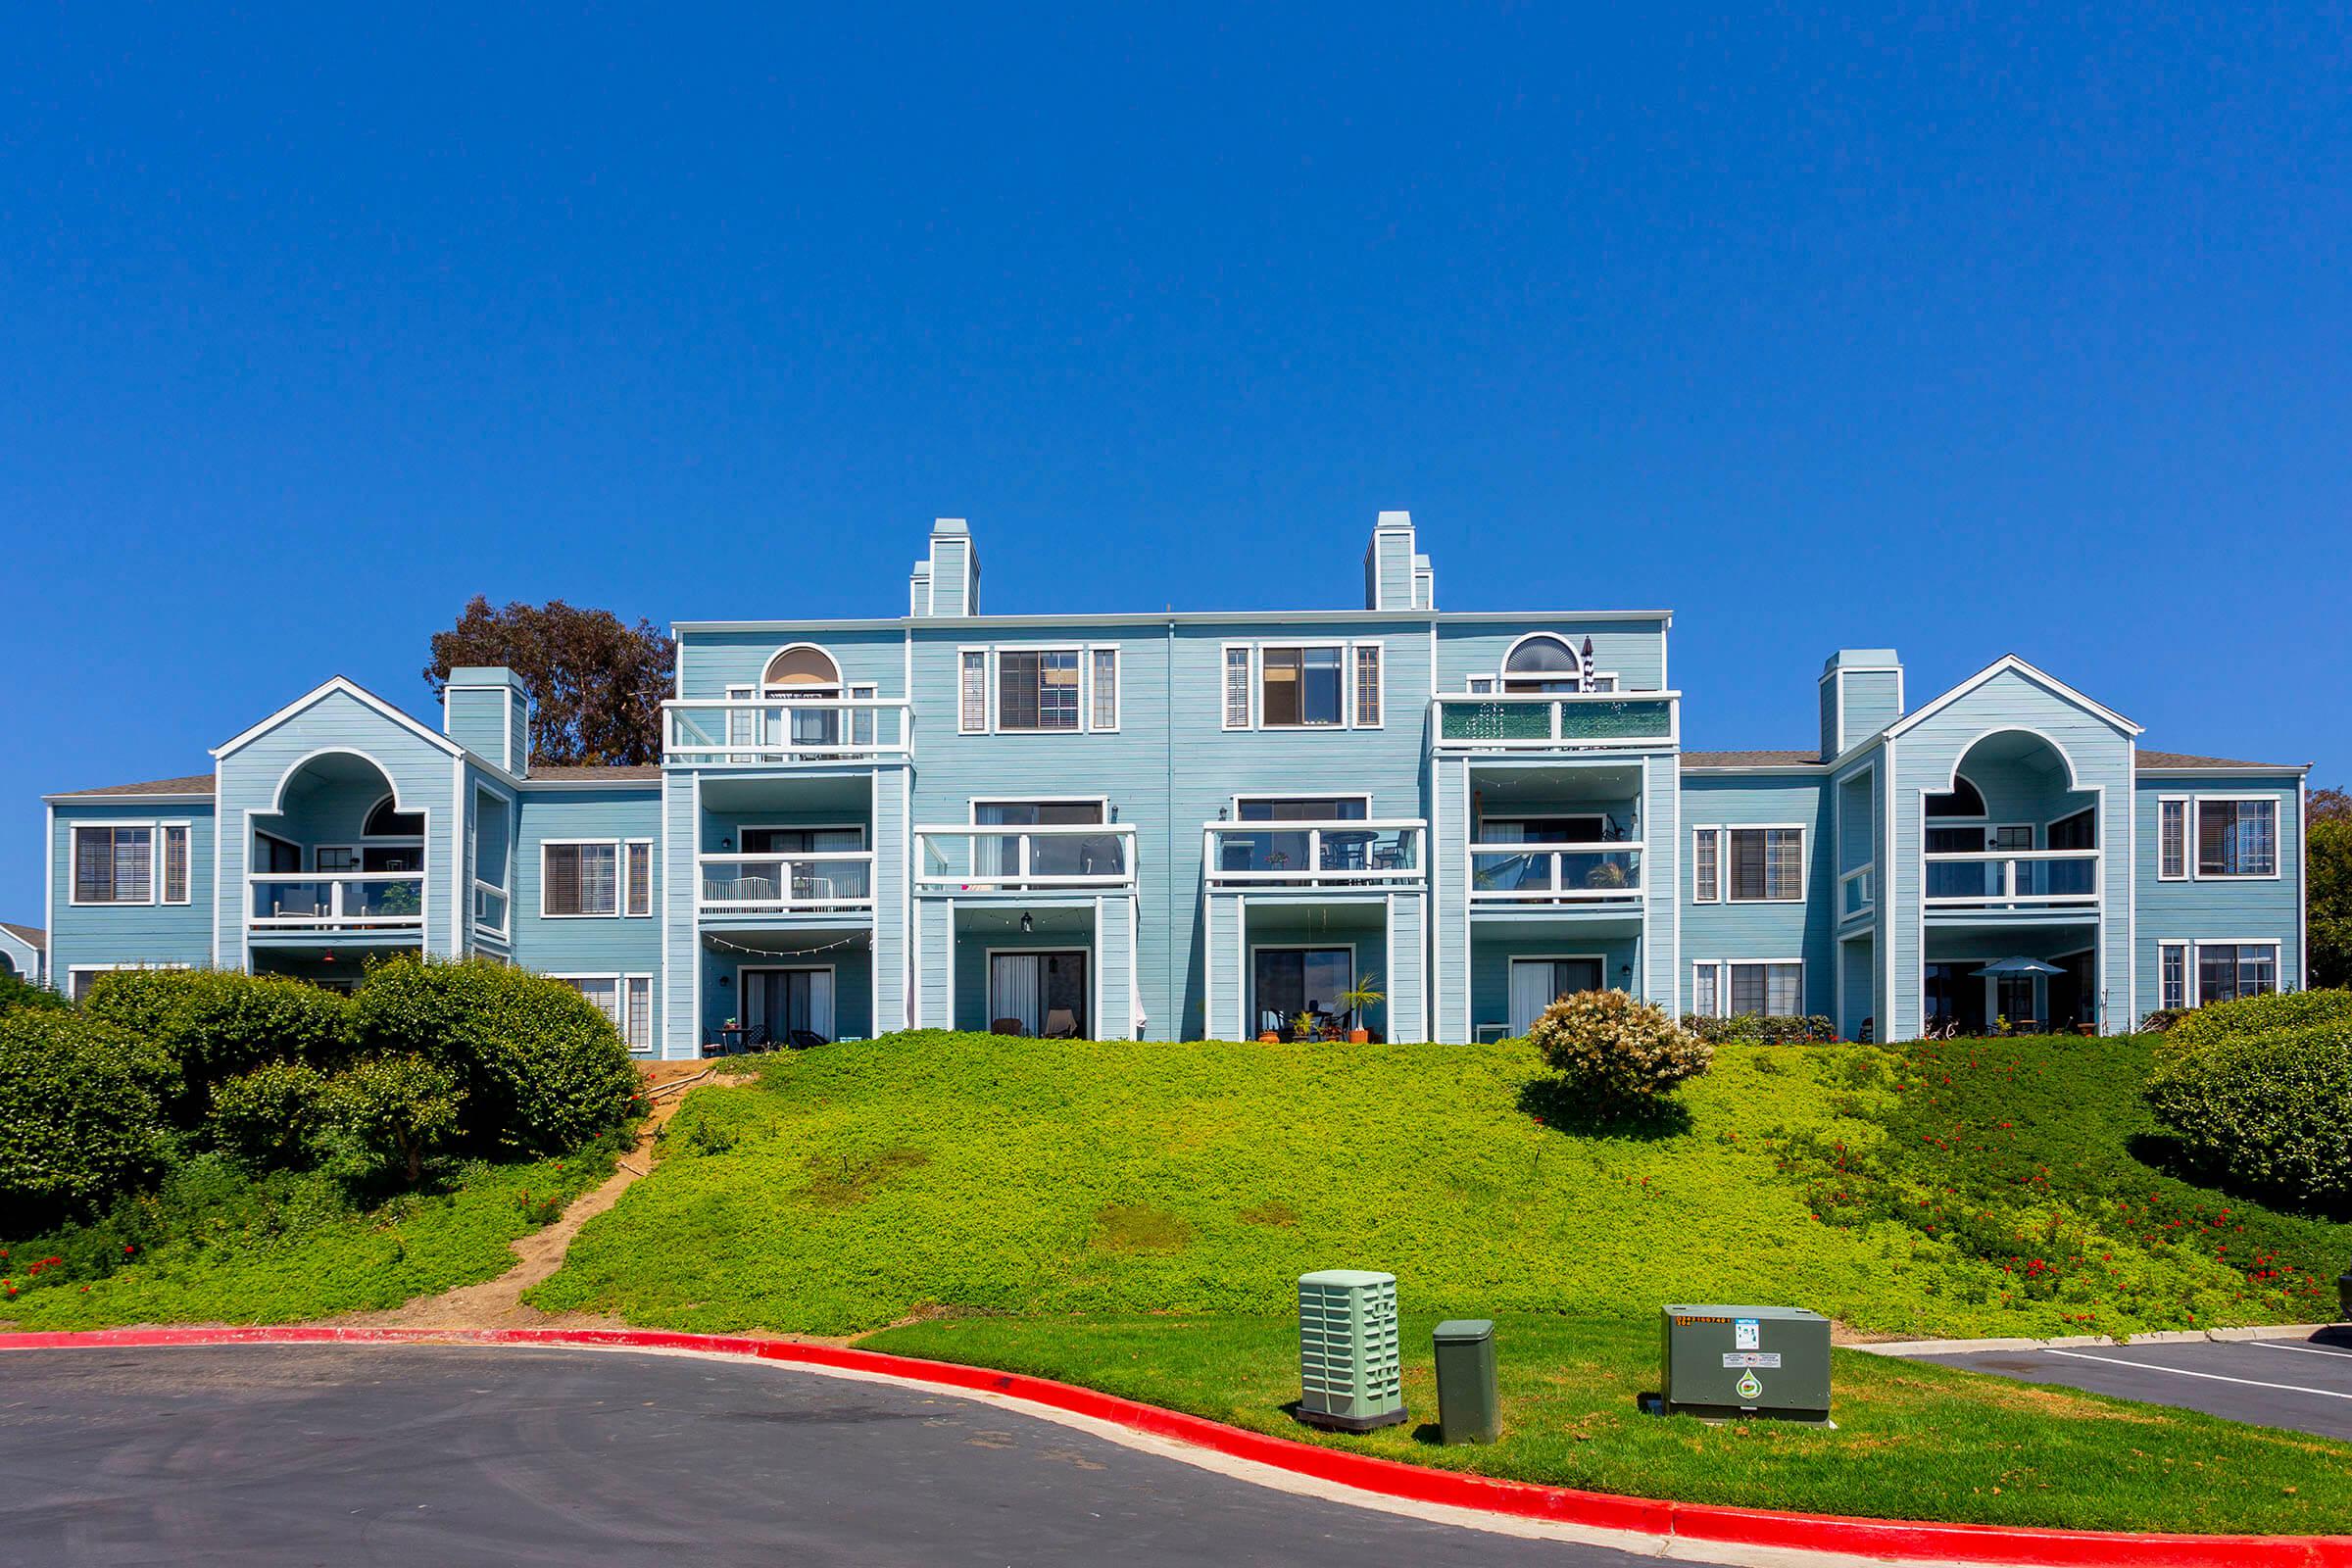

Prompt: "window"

[1353,645,1382,727]
[161,825,190,904]
[1727,827,1803,902]
[2160,943,2187,1012]
[69,962,188,1003]
[1729,961,1804,1018]
[1235,797,1367,821]
[556,974,648,1048]
[1091,648,1119,731]
[625,840,653,916]
[1692,829,1719,902]
[2196,943,2278,1004]
[626,975,653,1050]
[1502,634,1583,693]
[73,825,153,905]
[998,650,1080,731]
[1691,962,1719,1017]
[544,842,618,916]
[2158,798,2186,879]
[1483,814,1603,843]
[1926,776,1987,817]
[1223,647,1251,728]
[959,651,987,733]
[1260,646,1344,727]
[365,797,425,837]
[2196,799,2277,877]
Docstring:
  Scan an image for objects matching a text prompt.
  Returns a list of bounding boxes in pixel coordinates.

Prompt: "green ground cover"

[867,1312,2352,1534]
[0,1142,618,1330]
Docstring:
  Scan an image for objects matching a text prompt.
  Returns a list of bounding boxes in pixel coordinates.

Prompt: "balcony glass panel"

[699,856,872,908]
[1469,847,1642,897]
[251,875,425,925]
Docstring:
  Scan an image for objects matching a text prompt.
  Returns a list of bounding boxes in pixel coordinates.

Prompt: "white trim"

[1687,956,1809,1018]
[65,959,192,1003]
[982,946,1090,1037]
[623,838,655,917]
[1697,823,1808,904]
[540,838,623,918]
[1690,826,1720,903]
[1220,642,1253,731]
[1886,655,2142,741]
[2157,941,2188,1013]
[1088,644,1122,733]
[213,676,463,760]
[1349,641,1385,730]
[734,962,840,1046]
[957,646,990,734]
[2188,794,2286,881]
[1247,941,1356,1037]
[2188,939,2284,1005]
[969,796,1109,823]
[759,641,845,690]
[1252,639,1355,731]
[65,820,189,907]
[548,970,660,1053]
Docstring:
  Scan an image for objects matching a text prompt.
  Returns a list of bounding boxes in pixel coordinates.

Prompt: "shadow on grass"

[2126,1131,2352,1223]
[1517,1078,1694,1142]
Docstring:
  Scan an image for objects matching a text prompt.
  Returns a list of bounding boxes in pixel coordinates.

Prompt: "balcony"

[1468,843,1643,905]
[917,825,1138,893]
[250,873,426,932]
[699,853,876,915]
[663,697,911,766]
[1203,820,1425,890]
[1433,691,1679,751]
[1923,850,2099,913]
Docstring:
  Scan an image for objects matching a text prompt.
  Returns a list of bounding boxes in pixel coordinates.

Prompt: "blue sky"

[4,5,2348,913]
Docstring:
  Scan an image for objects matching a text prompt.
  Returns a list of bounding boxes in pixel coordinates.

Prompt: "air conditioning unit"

[1296,1269,1407,1431]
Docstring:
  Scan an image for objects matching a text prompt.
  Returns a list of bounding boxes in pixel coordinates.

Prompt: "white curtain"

[1509,961,1558,1037]
[991,955,1044,1034]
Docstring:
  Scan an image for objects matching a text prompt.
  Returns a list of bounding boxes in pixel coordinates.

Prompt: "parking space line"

[2041,1347,2352,1400]
[2246,1339,2352,1363]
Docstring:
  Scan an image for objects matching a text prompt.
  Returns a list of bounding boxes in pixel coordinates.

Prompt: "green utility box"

[1297,1270,1406,1432]
[1433,1319,1499,1444]
[1659,1304,1831,1422]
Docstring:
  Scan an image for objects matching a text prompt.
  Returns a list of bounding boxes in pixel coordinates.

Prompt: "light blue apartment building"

[36,514,2309,1054]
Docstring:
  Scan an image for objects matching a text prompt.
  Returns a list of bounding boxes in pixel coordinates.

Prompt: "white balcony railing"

[250,872,426,930]
[1839,863,1875,918]
[699,853,876,914]
[916,824,1138,892]
[1923,850,2099,910]
[1202,820,1425,889]
[1433,690,1680,751]
[663,697,912,765]
[1467,842,1643,903]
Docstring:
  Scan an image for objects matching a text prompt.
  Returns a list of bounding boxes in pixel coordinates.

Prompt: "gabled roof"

[46,772,216,801]
[2137,749,2306,773]
[212,676,462,760]
[525,764,662,784]
[1681,750,1824,769]
[0,922,44,952]
[1884,654,2142,741]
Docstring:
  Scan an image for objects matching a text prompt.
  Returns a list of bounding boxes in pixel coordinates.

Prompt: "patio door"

[744,967,834,1044]
[989,951,1089,1036]
[1251,946,1352,1036]
[1923,962,1987,1036]
[1509,957,1603,1036]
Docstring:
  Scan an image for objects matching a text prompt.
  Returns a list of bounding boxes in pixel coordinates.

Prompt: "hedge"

[81,969,353,1123]
[0,1009,172,1227]
[1680,1013,1838,1045]
[2146,1020,2352,1206]
[2161,989,2352,1054]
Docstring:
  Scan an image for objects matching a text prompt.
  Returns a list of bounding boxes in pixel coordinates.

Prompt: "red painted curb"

[4,1324,2346,1568]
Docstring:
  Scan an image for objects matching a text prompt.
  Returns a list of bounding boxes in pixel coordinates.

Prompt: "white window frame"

[540,838,621,919]
[1088,645,1121,733]
[1710,957,1807,1018]
[958,648,989,734]
[1691,827,1721,903]
[2157,796,2187,880]
[2158,941,2187,1012]
[1722,825,1807,904]
[160,822,191,905]
[968,644,1121,735]
[67,960,192,1003]
[1223,640,1383,732]
[69,820,188,906]
[1221,643,1253,730]
[550,971,653,1050]
[625,974,654,1051]
[2190,795,2282,881]
[1351,642,1384,729]
[2190,940,2281,1004]
[1691,960,1720,1017]
[623,838,654,917]
[1256,640,1351,730]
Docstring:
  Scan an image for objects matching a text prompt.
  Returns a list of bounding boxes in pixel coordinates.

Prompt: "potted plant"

[1290,1010,1317,1042]
[1337,974,1386,1043]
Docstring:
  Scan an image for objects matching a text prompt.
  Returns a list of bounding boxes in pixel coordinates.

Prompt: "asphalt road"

[1914,1328,2352,1440]
[0,1344,1656,1567]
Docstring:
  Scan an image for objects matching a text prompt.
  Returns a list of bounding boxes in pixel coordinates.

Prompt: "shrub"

[322,1054,466,1185]
[2146,1021,2352,1205]
[348,957,636,1154]
[209,1060,336,1169]
[0,970,66,1013]
[1528,989,1711,1107]
[1680,1013,1837,1046]
[81,969,352,1122]
[0,1009,172,1226]
[2162,989,2352,1054]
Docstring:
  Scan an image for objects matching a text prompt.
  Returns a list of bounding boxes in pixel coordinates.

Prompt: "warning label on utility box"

[1734,1318,1761,1349]
[1721,1352,1782,1368]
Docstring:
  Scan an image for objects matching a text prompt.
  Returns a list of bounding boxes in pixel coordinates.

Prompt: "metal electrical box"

[1297,1270,1406,1432]
[1433,1318,1499,1444]
[1660,1304,1831,1422]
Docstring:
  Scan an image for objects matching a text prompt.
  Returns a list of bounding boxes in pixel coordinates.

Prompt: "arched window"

[1502,634,1584,694]
[1925,774,1987,817]
[365,796,425,837]
[762,644,842,691]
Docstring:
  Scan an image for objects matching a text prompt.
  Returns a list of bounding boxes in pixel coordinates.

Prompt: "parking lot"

[1915,1329,2352,1440]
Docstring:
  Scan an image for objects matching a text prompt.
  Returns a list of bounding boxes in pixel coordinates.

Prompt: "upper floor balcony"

[1433,691,1680,752]
[1468,843,1643,906]
[1202,819,1426,891]
[699,852,877,916]
[250,872,426,932]
[1923,849,2099,915]
[663,697,912,766]
[916,823,1139,895]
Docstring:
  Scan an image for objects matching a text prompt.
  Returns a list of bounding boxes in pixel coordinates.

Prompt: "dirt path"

[333,1063,753,1331]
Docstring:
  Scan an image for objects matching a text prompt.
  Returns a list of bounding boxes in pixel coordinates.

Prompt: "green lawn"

[867,1312,2352,1535]
[0,1145,618,1330]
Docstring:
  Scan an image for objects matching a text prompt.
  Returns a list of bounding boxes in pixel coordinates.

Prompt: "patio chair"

[991,1016,1027,1036]
[1042,1007,1078,1039]
[788,1028,829,1050]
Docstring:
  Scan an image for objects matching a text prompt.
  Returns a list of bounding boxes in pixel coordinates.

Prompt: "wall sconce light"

[719,837,733,852]
[1020,912,1034,933]
[717,973,732,988]
[1619,963,1634,984]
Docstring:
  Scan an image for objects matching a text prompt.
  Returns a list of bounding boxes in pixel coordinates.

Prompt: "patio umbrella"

[1972,956,2066,977]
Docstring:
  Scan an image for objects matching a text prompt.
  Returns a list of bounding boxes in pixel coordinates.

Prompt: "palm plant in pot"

[1337,974,1386,1043]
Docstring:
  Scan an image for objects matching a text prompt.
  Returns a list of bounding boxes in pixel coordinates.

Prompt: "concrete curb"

[1849,1324,2337,1358]
[4,1324,2348,1568]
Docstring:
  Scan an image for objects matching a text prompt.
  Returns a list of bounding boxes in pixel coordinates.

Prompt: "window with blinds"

[625,841,652,915]
[1091,648,1119,730]
[1728,961,1803,1017]
[544,842,618,916]
[1353,645,1382,726]
[1692,829,1720,902]
[73,825,154,905]
[161,825,190,904]
[2158,799,2186,878]
[998,650,1080,731]
[1222,647,1251,728]
[959,652,987,732]
[2196,799,2277,877]
[1727,827,1802,901]
[1691,962,1719,1016]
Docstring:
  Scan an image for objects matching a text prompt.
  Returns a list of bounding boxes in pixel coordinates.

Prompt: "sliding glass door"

[1508,956,1603,1036]
[1251,947,1352,1036]
[989,951,1089,1037]
[742,967,834,1044]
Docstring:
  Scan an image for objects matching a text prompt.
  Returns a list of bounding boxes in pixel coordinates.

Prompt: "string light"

[700,931,871,959]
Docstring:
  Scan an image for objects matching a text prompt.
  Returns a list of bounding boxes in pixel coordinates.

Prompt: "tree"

[326,1054,465,1185]
[425,597,674,766]
[2312,786,2351,990]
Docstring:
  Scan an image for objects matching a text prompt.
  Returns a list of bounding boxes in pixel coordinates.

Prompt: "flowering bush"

[1527,989,1712,1106]
[2146,1021,2352,1205]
